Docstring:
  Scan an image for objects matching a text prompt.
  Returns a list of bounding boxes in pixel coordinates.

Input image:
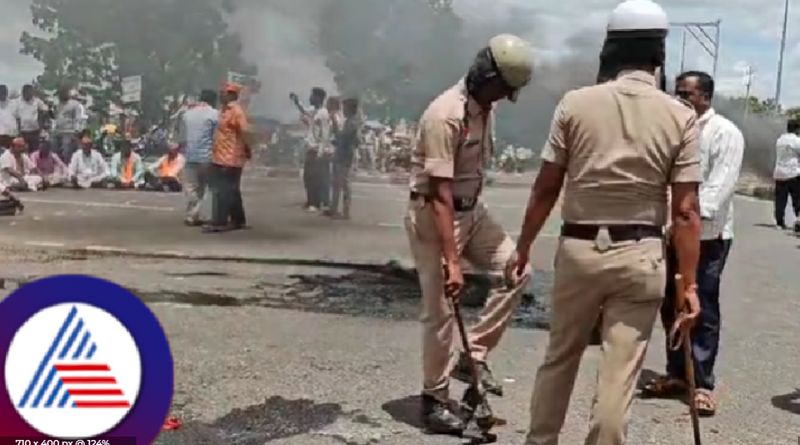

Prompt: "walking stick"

[672,274,702,445]
[450,299,497,443]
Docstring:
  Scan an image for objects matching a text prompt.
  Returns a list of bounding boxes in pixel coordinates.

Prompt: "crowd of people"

[0,130,187,193]
[0,81,253,233]
[0,82,188,198]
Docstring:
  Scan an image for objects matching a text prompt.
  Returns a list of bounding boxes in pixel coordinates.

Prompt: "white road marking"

[25,241,65,248]
[378,223,404,229]
[23,198,176,212]
[84,245,129,253]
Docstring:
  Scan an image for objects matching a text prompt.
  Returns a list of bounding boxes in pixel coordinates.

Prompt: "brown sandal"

[694,389,717,417]
[641,376,688,398]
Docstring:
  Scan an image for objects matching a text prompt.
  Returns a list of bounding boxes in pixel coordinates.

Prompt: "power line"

[671,20,722,78]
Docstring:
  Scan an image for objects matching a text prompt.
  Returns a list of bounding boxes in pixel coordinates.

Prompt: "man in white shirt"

[644,71,744,417]
[294,87,330,212]
[16,85,49,153]
[69,129,109,189]
[0,85,18,152]
[773,118,800,231]
[54,86,84,161]
[0,138,43,191]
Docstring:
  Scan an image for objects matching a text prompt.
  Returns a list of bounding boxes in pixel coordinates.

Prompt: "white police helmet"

[608,0,669,35]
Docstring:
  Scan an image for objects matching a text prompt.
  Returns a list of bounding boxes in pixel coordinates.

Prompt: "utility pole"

[680,30,687,73]
[744,64,755,118]
[776,0,790,107]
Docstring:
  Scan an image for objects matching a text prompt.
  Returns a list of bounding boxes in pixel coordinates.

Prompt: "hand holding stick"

[672,274,702,445]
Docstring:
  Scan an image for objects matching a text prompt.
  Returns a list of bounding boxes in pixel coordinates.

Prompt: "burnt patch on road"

[257,269,553,330]
[138,290,261,308]
[131,263,554,330]
[165,271,232,278]
[156,396,344,445]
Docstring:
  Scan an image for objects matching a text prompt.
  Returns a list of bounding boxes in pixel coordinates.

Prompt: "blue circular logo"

[0,275,173,443]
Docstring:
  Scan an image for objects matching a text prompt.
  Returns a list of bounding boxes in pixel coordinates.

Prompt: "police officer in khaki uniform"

[505,1,704,444]
[405,34,534,435]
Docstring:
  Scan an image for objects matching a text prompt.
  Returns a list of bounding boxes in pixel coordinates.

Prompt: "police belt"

[410,192,478,212]
[561,223,663,242]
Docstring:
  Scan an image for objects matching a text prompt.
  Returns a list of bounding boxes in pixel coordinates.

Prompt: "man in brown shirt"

[205,83,251,233]
[405,34,534,436]
[506,1,703,444]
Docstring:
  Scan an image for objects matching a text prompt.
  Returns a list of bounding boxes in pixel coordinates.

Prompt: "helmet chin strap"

[466,47,502,97]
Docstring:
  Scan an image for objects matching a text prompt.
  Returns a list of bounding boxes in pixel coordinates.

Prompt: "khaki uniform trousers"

[405,198,531,402]
[526,236,666,445]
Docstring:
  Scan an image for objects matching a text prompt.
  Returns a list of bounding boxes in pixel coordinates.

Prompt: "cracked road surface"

[0,176,798,444]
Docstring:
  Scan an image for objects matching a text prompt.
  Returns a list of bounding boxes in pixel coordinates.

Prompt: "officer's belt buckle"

[594,226,612,252]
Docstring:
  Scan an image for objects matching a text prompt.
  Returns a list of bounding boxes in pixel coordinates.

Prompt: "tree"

[785,106,800,121]
[727,95,782,116]
[20,0,256,125]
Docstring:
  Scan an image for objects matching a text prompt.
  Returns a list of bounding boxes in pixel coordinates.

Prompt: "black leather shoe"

[451,353,503,397]
[421,395,465,436]
[794,222,800,234]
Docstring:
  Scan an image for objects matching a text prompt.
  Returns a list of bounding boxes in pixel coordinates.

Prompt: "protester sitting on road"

[143,142,185,192]
[0,138,43,192]
[108,139,145,189]
[30,139,68,188]
[68,129,109,189]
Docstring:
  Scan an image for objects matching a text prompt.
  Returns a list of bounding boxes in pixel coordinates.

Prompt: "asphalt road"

[0,173,562,265]
[0,175,798,444]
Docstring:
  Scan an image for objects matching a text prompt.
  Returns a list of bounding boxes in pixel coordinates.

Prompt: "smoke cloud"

[227,0,781,178]
[227,0,600,149]
[228,0,337,119]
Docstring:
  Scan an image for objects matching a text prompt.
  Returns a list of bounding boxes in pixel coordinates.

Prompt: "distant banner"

[121,75,142,103]
[226,72,260,92]
[227,71,251,85]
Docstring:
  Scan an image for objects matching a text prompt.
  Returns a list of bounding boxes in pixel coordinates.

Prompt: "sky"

[1,0,798,106]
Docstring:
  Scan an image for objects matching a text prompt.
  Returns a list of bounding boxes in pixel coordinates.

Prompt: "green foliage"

[728,96,782,115]
[785,106,800,121]
[20,0,256,124]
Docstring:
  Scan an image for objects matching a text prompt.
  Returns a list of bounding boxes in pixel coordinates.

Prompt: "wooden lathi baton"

[671,274,702,445]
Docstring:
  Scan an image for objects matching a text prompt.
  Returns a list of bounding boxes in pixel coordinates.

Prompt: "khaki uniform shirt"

[410,79,494,199]
[541,70,702,226]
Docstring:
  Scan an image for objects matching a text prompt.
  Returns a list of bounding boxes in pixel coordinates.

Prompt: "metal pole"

[776,0,790,107]
[744,65,753,119]
[680,30,687,72]
[713,20,721,78]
